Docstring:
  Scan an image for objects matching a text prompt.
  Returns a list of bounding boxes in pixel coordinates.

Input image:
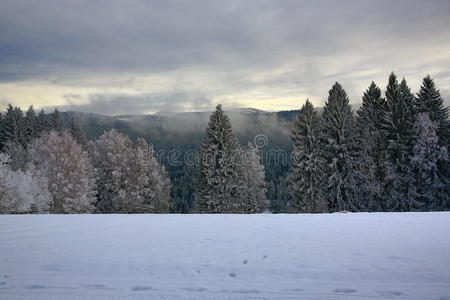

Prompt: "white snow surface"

[0,213,449,299]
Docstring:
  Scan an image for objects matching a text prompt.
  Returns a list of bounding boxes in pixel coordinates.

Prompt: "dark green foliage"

[414,75,449,145]
[195,105,243,213]
[381,74,419,211]
[356,82,386,211]
[288,100,327,213]
[322,82,366,212]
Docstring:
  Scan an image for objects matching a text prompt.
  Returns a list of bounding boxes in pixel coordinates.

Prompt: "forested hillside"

[59,108,298,213]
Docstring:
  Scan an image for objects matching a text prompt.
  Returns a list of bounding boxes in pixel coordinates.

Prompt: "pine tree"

[414,75,449,145]
[411,113,449,210]
[36,109,49,134]
[195,104,244,213]
[381,73,418,211]
[240,142,267,213]
[414,75,450,210]
[24,105,38,144]
[49,108,66,132]
[356,82,385,210]
[68,116,87,148]
[322,82,368,212]
[29,131,96,213]
[288,100,327,213]
[1,104,25,147]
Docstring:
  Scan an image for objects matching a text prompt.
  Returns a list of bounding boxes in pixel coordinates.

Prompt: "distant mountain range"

[58,107,319,213]
[61,108,305,150]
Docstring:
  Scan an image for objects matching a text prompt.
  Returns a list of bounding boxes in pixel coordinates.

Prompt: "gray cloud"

[45,91,215,115]
[1,0,450,113]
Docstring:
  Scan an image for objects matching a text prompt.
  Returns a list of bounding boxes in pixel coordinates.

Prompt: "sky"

[0,0,450,115]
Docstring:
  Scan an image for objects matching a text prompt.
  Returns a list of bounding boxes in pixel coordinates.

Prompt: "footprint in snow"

[242,259,248,264]
[334,288,357,294]
[26,285,47,289]
[0,282,6,286]
[182,287,207,292]
[262,255,268,259]
[131,286,155,291]
[229,272,237,278]
[376,290,403,296]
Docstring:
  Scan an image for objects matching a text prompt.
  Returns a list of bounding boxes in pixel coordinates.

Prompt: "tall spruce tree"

[36,109,49,134]
[195,104,244,213]
[49,108,65,132]
[356,82,385,210]
[2,104,24,147]
[288,100,327,213]
[414,75,450,209]
[381,73,418,211]
[411,113,448,210]
[322,82,371,212]
[24,105,38,144]
[414,75,449,145]
[68,116,87,148]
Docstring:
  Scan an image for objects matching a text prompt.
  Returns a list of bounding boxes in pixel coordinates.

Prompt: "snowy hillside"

[1,213,450,299]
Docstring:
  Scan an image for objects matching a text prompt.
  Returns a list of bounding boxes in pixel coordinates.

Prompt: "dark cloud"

[1,0,450,113]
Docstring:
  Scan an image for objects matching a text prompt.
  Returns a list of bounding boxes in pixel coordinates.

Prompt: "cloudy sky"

[1,0,449,115]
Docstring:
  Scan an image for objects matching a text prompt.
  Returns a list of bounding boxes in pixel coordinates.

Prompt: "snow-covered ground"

[0,213,449,299]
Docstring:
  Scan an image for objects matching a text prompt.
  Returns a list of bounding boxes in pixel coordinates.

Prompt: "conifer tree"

[356,82,385,210]
[414,75,449,145]
[68,116,87,148]
[322,83,369,212]
[195,104,244,213]
[36,109,49,134]
[49,108,66,132]
[0,111,4,150]
[411,113,448,210]
[24,105,38,144]
[1,104,25,147]
[381,73,418,211]
[288,100,327,213]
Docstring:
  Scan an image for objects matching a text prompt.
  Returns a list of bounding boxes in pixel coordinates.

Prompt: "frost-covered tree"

[122,138,172,213]
[195,104,244,213]
[92,130,171,213]
[92,129,133,213]
[0,153,50,214]
[411,113,449,210]
[288,100,327,213]
[322,82,370,212]
[239,142,267,213]
[29,131,96,213]
[381,74,418,211]
[2,140,28,171]
[414,75,449,145]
